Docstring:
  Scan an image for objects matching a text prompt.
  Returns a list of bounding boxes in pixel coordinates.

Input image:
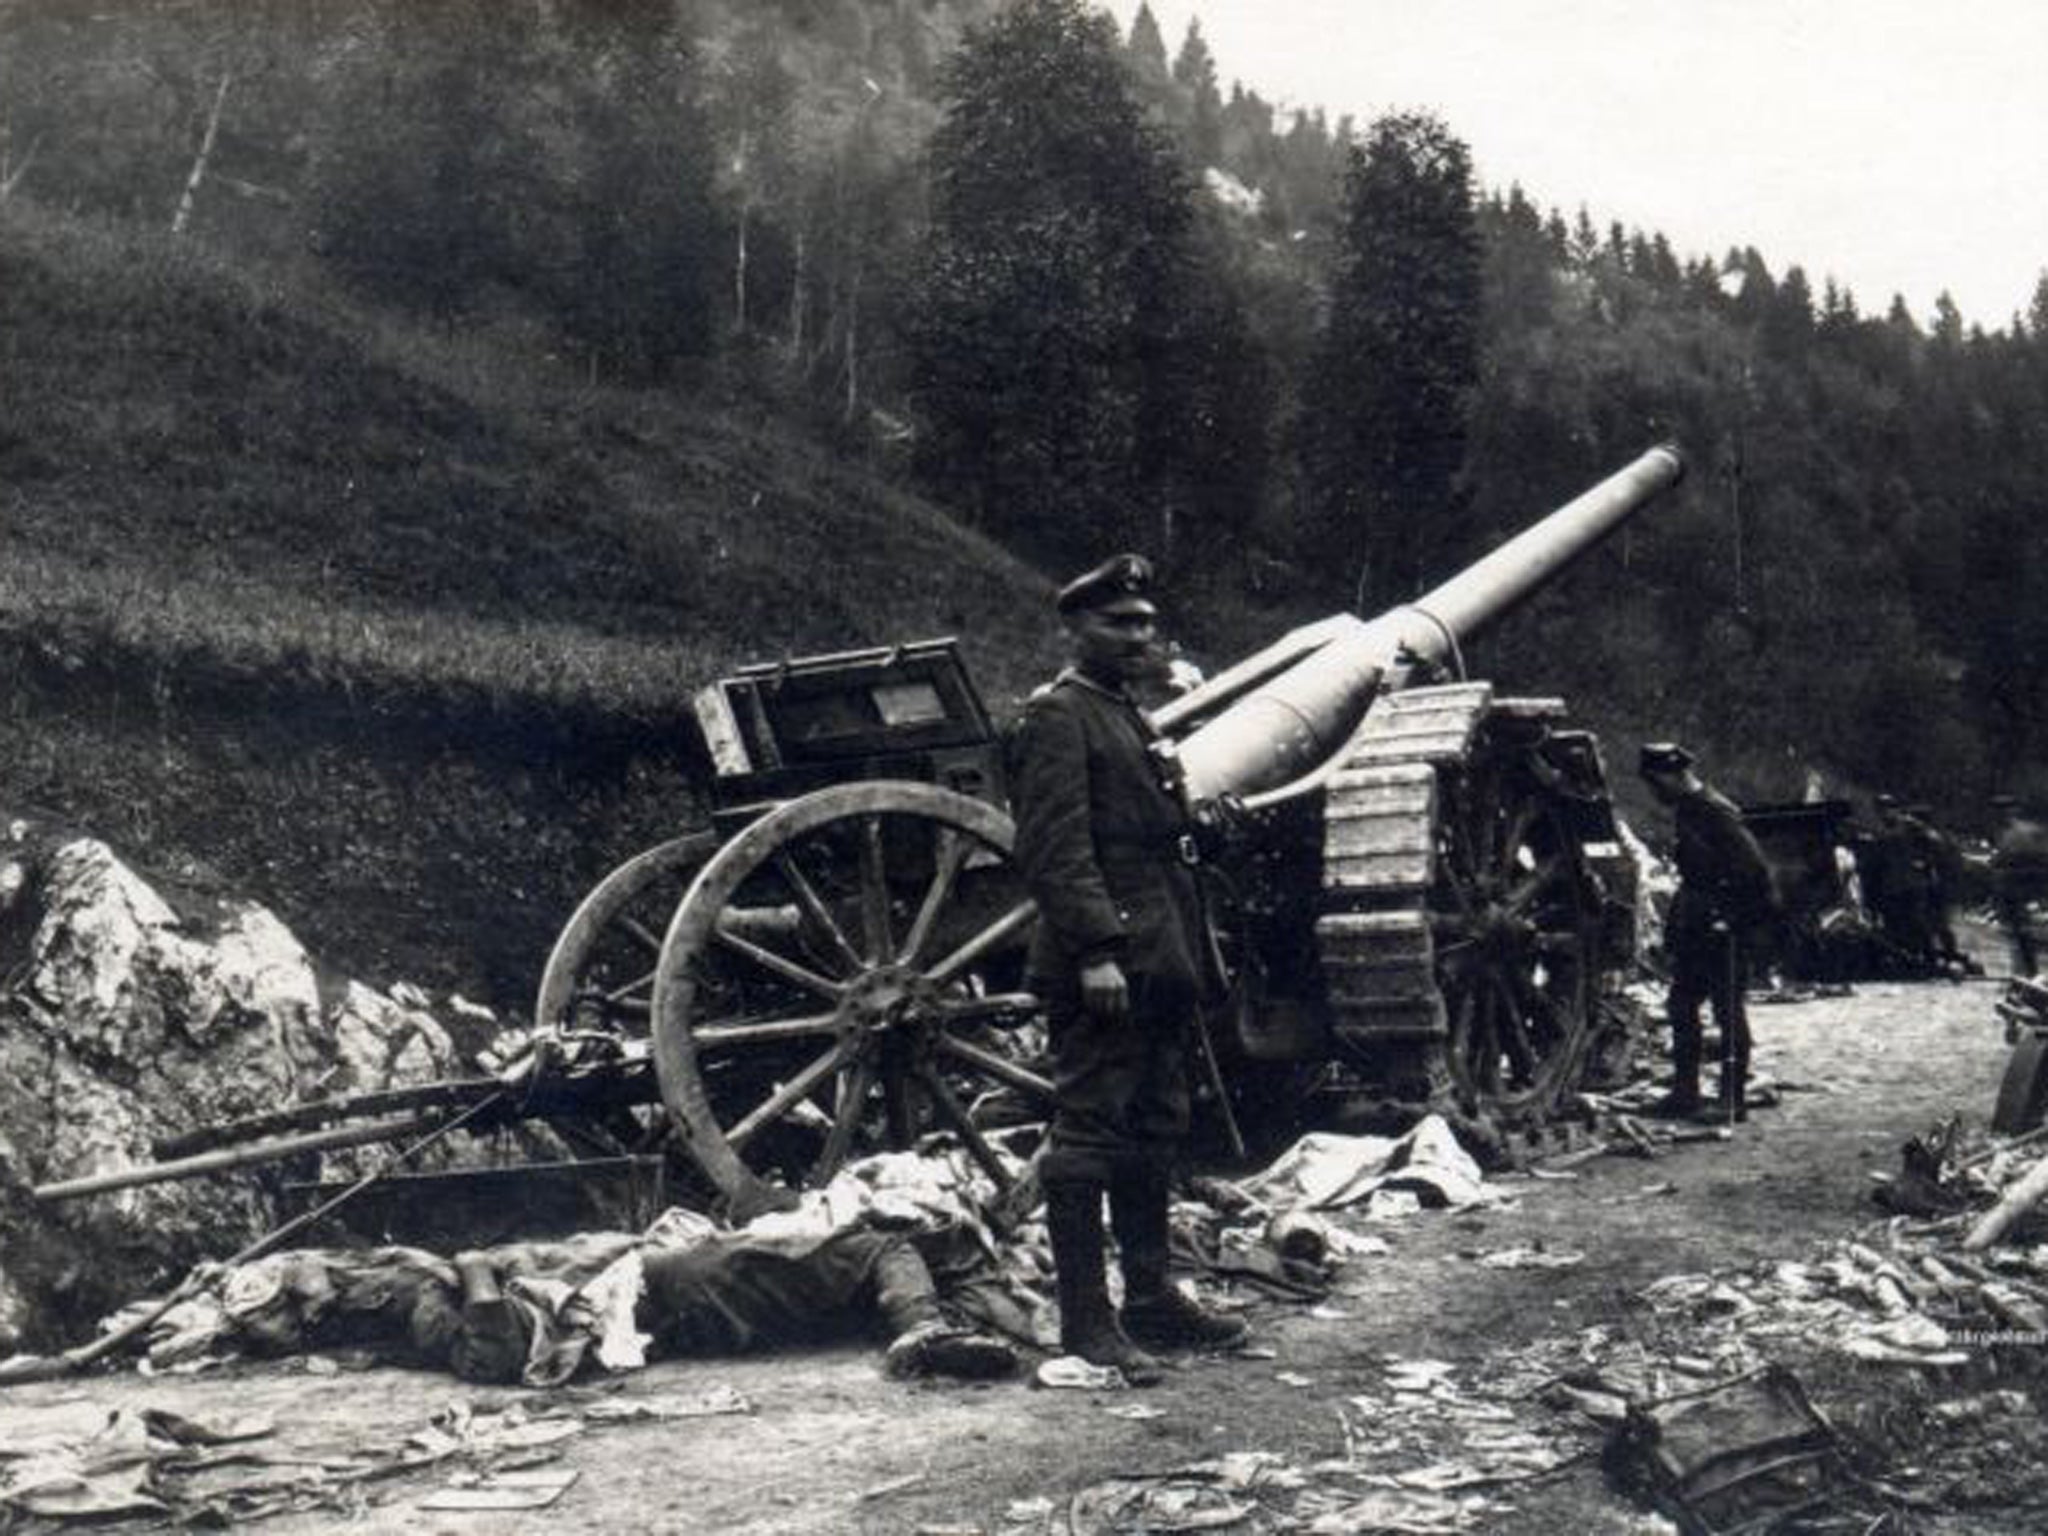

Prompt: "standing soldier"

[1992,796,2048,978]
[1904,802,1967,973]
[1639,743,1776,1122]
[1007,555,1248,1379]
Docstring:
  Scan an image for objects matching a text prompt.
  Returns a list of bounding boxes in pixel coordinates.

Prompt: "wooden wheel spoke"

[1464,784,1501,880]
[926,900,1038,985]
[1489,974,1539,1076]
[691,1011,844,1048]
[729,1042,853,1150]
[1506,856,1565,916]
[1436,940,1481,979]
[934,1031,1056,1102]
[713,921,843,1001]
[1522,982,1571,1049]
[883,1056,917,1147]
[898,829,971,965]
[1451,990,1490,1090]
[1499,802,1539,866]
[812,1052,877,1183]
[859,815,893,962]
[605,968,656,1005]
[774,852,865,974]
[1480,988,1512,1092]
[623,915,664,956]
[916,1065,1013,1189]
[927,991,1040,1026]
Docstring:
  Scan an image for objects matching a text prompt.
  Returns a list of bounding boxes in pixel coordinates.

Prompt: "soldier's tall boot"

[1649,1020,1703,1119]
[1110,1165,1248,1352]
[1043,1178,1162,1384]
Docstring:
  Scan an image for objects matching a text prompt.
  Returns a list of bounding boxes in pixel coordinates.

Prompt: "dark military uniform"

[1864,799,1937,971]
[1010,666,1208,1182]
[1993,806,2048,977]
[1644,745,1774,1118]
[1008,555,1244,1372]
[1905,810,1966,968]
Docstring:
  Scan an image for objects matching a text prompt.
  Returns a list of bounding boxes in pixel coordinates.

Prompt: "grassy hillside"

[0,207,1064,1002]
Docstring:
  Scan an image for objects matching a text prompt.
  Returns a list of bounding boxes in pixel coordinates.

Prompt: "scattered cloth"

[1235,1117,1494,1214]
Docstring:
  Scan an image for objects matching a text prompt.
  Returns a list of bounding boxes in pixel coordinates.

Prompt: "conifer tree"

[1126,3,1169,84]
[1302,111,1482,604]
[1172,21,1224,165]
[906,0,1195,562]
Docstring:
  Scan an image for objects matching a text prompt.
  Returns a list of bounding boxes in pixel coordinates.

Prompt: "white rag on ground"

[1234,1116,1492,1213]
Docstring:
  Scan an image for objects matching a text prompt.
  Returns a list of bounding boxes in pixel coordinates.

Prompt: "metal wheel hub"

[1472,898,1534,959]
[840,964,938,1035]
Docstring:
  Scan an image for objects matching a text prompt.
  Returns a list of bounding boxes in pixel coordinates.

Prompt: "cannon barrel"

[1166,444,1685,803]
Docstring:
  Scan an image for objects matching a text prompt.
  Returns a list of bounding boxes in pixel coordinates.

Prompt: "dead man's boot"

[1043,1179,1162,1384]
[1111,1166,1248,1353]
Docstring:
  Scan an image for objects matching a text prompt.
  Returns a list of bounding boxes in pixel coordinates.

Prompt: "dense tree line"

[5,0,2048,806]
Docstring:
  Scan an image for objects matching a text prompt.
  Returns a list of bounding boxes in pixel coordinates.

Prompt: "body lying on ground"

[133,1216,1020,1387]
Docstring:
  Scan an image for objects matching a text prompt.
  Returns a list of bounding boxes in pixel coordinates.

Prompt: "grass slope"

[0,207,1061,1001]
[0,207,1057,717]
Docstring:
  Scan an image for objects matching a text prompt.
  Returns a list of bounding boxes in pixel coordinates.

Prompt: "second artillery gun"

[532,444,1686,1213]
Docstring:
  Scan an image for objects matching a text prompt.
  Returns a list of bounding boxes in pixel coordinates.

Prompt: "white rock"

[29,839,180,1035]
[325,981,456,1095]
[0,838,460,1348]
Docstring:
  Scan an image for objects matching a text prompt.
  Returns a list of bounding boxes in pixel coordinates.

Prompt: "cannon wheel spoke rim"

[1436,746,1597,1120]
[652,783,1049,1207]
[534,832,719,1037]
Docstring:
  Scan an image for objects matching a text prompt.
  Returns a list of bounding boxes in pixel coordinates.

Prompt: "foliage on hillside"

[7,0,2048,829]
[0,206,1057,725]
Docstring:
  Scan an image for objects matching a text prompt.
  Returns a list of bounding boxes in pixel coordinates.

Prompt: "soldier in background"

[1864,795,1932,972]
[1992,795,2048,977]
[1639,743,1777,1122]
[1008,554,1248,1381]
[1904,802,1968,972]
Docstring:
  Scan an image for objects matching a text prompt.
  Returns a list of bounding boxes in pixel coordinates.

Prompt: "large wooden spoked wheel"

[1430,739,1600,1123]
[535,833,719,1038]
[650,782,1050,1211]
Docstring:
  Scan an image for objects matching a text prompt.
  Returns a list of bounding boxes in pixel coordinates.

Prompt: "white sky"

[1103,0,2048,329]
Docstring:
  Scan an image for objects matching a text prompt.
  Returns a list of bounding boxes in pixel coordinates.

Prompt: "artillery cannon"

[535,445,1686,1213]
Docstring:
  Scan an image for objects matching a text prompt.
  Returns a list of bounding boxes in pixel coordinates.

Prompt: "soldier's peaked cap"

[1057,553,1157,616]
[1637,741,1694,777]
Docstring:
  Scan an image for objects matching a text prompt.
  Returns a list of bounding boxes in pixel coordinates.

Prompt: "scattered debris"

[1473,1246,1585,1271]
[418,1468,579,1512]
[857,1470,928,1503]
[1035,1357,1128,1391]
[1236,1118,1496,1215]
[1101,1403,1168,1422]
[1606,1365,1850,1534]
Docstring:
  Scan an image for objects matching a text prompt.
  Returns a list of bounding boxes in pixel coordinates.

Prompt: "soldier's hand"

[1080,959,1129,1021]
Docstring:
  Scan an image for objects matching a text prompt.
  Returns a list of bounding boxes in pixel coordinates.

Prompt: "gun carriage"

[535,446,1688,1214]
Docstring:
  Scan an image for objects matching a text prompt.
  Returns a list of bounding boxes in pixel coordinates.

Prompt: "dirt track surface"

[3,960,2033,1534]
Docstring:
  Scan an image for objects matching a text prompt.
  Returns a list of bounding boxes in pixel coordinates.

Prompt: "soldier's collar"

[1054,666,1134,704]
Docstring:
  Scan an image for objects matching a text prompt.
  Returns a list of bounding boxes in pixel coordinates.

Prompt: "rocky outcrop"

[0,826,460,1350]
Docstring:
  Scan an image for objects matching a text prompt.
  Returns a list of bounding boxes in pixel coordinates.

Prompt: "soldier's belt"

[1095,830,1202,867]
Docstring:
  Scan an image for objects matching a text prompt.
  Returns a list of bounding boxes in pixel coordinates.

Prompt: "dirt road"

[3,964,2032,1534]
